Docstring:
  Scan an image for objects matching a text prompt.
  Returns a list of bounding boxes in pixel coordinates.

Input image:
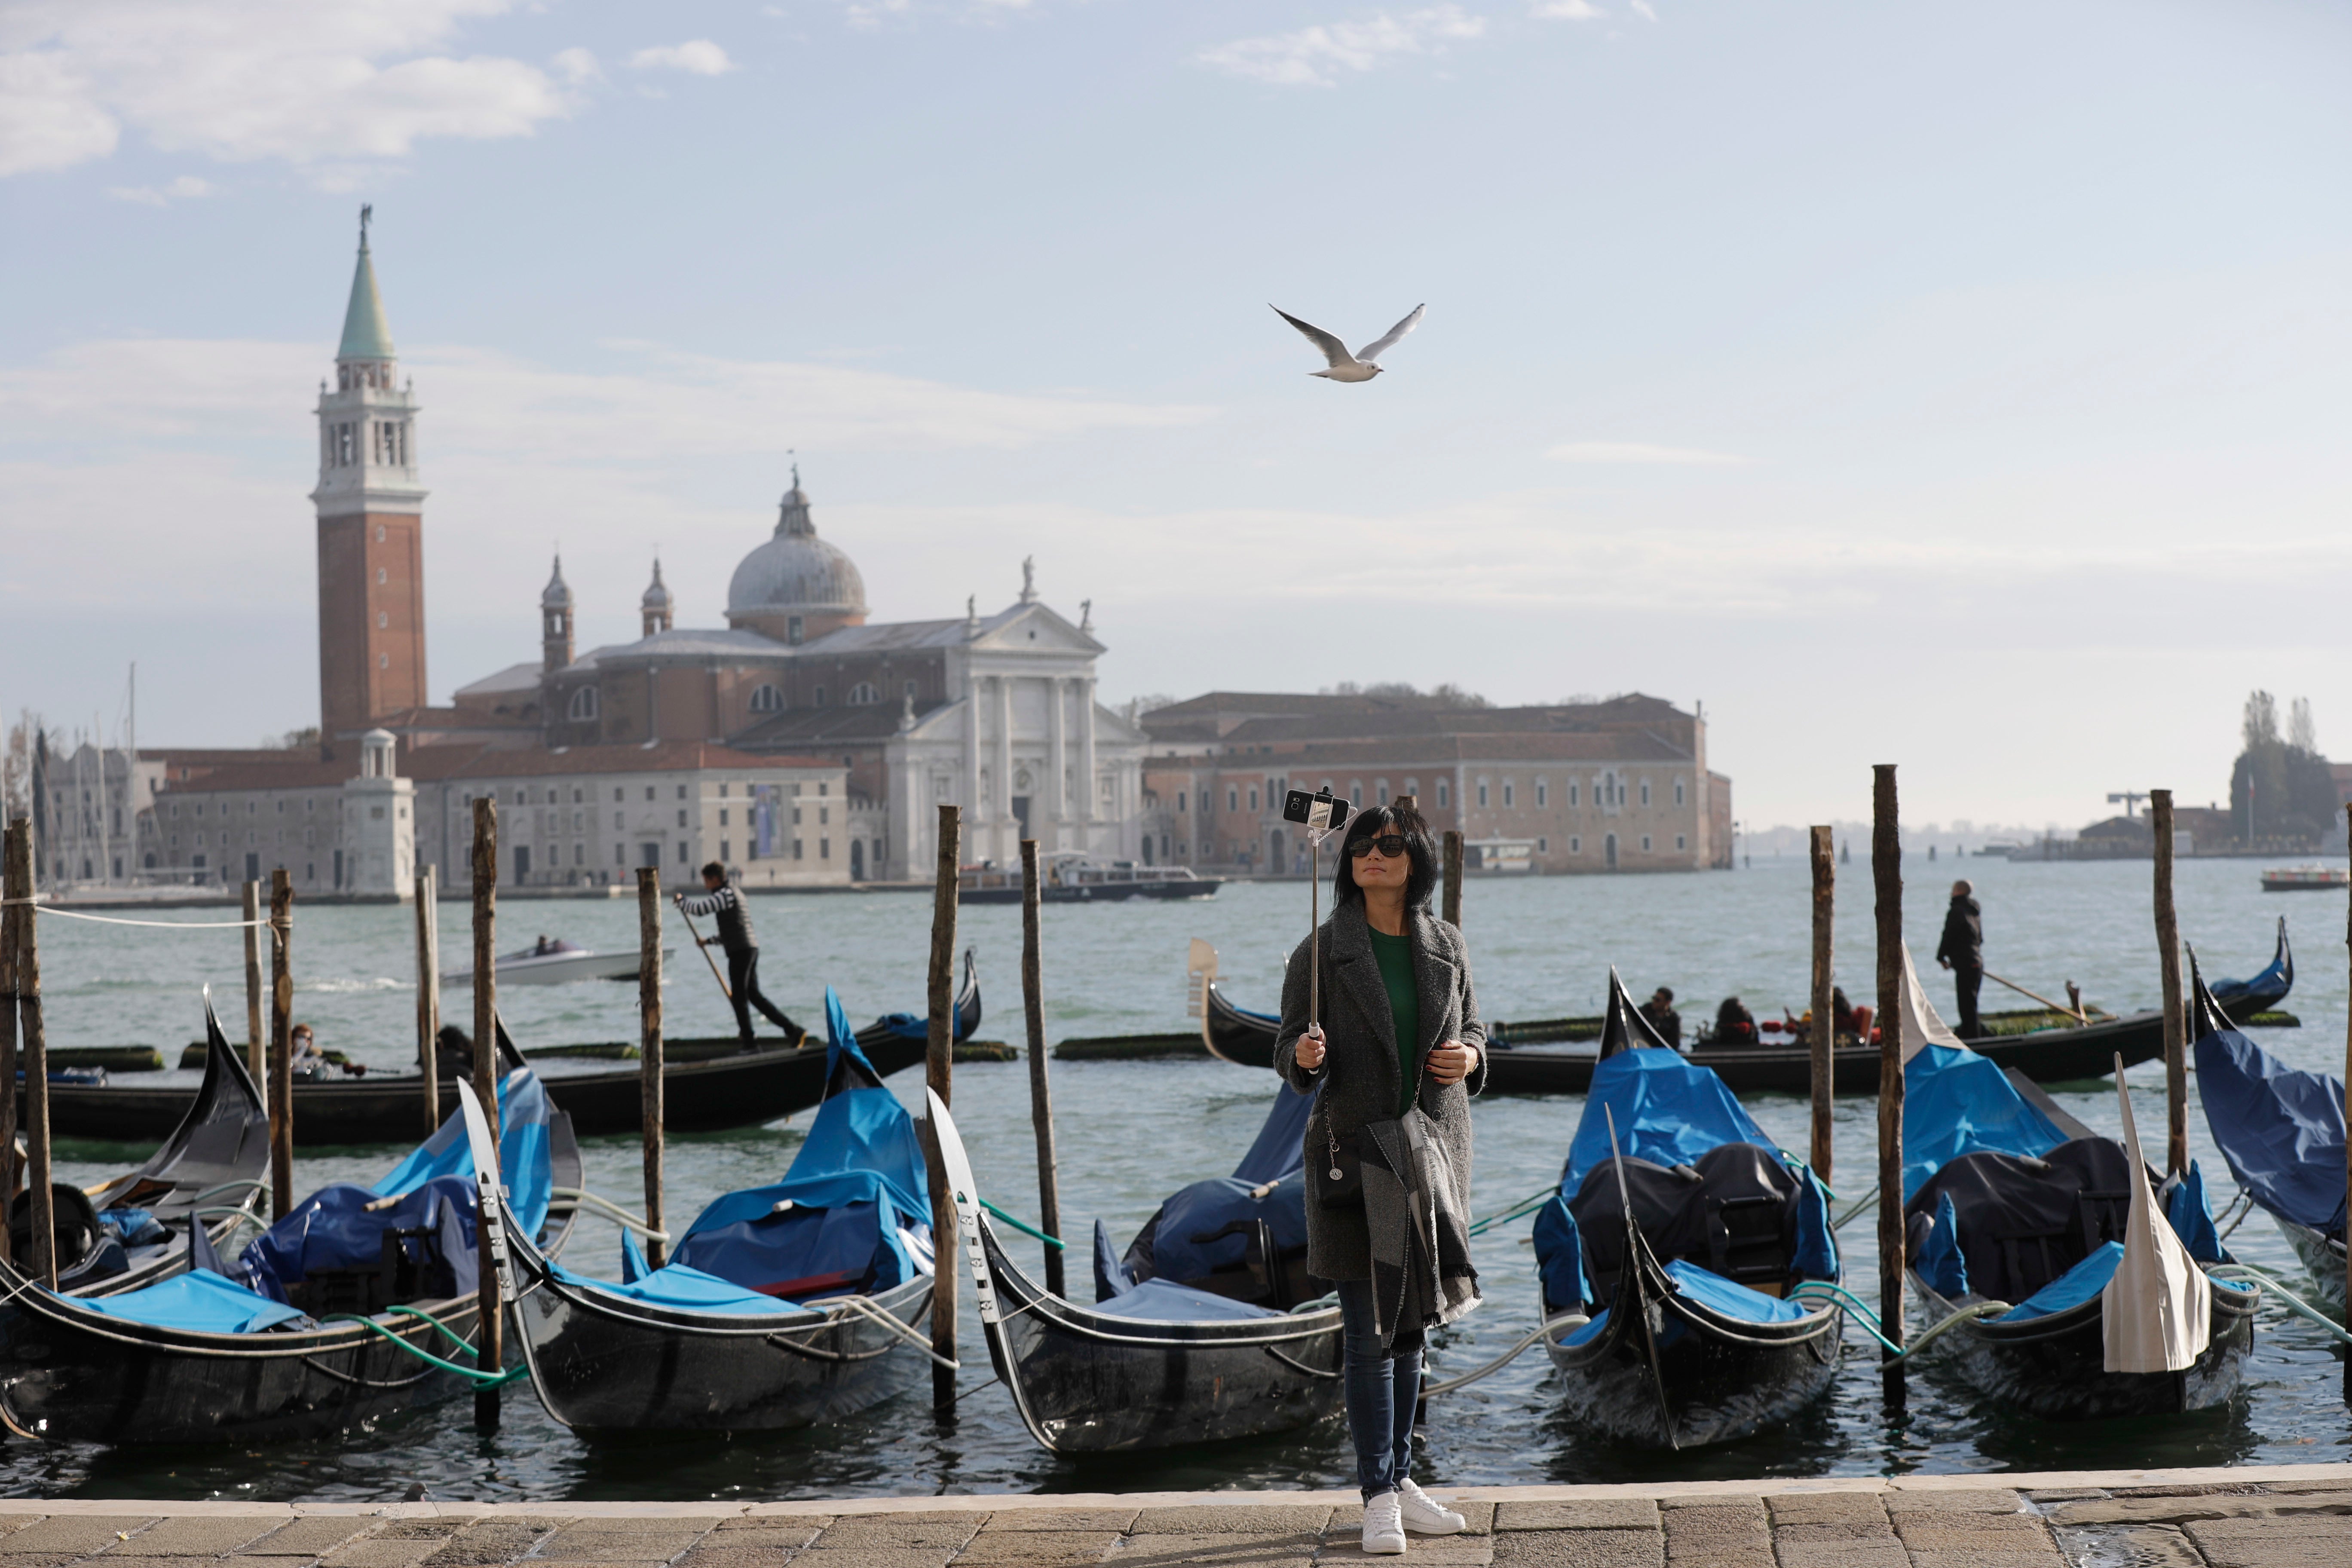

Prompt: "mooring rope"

[2202,1260,2351,1344]
[0,899,267,929]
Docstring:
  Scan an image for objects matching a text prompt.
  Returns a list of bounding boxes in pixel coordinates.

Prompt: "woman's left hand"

[1426,1039,1479,1086]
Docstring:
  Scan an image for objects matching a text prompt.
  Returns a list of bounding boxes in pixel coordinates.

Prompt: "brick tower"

[312,207,428,744]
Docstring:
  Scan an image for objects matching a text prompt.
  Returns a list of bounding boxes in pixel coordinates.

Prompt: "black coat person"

[1936,880,1984,1038]
[1638,987,1682,1047]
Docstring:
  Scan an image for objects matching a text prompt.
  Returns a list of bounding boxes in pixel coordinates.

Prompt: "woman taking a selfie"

[1275,801,1485,1556]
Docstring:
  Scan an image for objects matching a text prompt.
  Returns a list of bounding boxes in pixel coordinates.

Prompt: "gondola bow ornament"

[2103,1057,2210,1373]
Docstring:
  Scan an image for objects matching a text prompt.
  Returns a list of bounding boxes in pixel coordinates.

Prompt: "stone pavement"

[0,1465,2344,1568]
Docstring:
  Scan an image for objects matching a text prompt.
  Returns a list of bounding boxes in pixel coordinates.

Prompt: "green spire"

[337,206,395,363]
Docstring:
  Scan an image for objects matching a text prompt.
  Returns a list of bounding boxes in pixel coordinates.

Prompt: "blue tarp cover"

[371,1069,556,1238]
[608,987,934,1308]
[1560,1050,1774,1194]
[1902,1042,2066,1201]
[2165,1161,2226,1263]
[2194,1026,2348,1238]
[1099,1084,1317,1295]
[238,1175,480,1305]
[1562,1259,1814,1346]
[1997,1240,2123,1322]
[1092,1277,1283,1323]
[1237,1082,1316,1185]
[70,1268,307,1335]
[1919,1191,1969,1296]
[557,1260,794,1317]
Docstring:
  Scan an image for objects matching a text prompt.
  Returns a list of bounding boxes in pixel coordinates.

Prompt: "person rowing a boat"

[1277,801,1484,1556]
[676,862,805,1048]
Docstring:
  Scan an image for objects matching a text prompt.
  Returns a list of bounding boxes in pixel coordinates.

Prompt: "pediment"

[968,603,1102,656]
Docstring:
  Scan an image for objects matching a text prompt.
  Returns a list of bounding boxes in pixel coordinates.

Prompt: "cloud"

[0,0,576,178]
[1530,1,1605,18]
[1198,6,1485,88]
[551,47,602,86]
[627,40,735,76]
[106,173,214,206]
[1546,441,1742,466]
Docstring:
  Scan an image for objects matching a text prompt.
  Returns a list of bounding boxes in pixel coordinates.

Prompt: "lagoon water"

[8,853,2347,1500]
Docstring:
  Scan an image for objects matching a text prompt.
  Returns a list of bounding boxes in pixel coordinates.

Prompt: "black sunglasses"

[1349,834,1410,859]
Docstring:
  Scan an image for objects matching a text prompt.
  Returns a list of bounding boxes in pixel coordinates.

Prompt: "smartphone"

[1281,788,1352,836]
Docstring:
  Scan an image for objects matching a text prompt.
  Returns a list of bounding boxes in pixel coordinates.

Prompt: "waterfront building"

[1136,692,1730,874]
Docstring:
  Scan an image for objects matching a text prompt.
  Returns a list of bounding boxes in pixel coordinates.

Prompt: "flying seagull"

[1271,303,1425,382]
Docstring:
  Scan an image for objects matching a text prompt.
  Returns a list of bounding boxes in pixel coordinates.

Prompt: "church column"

[995,674,1015,858]
[1047,676,1068,850]
[962,671,982,855]
[1078,676,1098,836]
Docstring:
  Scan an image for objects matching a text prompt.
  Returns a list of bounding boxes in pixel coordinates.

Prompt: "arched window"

[848,682,879,706]
[748,684,783,714]
[568,686,599,721]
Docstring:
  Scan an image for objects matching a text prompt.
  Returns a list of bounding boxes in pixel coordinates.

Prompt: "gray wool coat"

[1274,901,1487,1282]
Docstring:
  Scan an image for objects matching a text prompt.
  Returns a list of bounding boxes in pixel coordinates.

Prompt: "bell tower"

[313,206,428,743]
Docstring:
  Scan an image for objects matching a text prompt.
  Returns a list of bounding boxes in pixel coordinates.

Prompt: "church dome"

[725,479,868,642]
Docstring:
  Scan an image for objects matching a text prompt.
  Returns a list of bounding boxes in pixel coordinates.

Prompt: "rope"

[546,1188,671,1241]
[981,1199,1063,1250]
[1786,1280,2012,1360]
[1467,1186,1556,1237]
[807,1292,959,1369]
[1830,1185,1881,1232]
[318,1314,527,1387]
[2214,1190,2256,1242]
[0,900,267,929]
[2202,1260,2352,1344]
[1421,1314,1589,1395]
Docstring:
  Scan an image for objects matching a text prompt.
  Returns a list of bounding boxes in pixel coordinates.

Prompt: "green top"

[1368,927,1421,1116]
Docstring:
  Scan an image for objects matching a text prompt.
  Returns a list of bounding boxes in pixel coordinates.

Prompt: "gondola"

[2190,961,2346,1313]
[503,990,937,1433]
[1899,948,2257,1419]
[1527,972,1844,1449]
[39,951,981,1146]
[1200,921,2293,1094]
[32,993,272,1300]
[928,1084,1344,1454]
[0,1043,581,1445]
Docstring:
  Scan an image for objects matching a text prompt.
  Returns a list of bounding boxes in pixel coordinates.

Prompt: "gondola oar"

[1605,1104,1679,1451]
[671,902,733,1003]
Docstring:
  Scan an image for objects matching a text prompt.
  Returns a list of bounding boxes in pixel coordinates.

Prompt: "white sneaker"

[1397,1479,1466,1536]
[1361,1491,1408,1555]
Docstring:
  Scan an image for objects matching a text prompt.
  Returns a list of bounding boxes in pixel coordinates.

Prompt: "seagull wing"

[1355,304,1426,363]
[1271,305,1357,368]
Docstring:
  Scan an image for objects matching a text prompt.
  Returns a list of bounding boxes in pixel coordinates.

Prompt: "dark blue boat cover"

[1901,1042,2065,1202]
[233,1068,557,1307]
[371,1068,556,1237]
[612,989,934,1308]
[2195,1024,2348,1239]
[1096,1084,1314,1300]
[1093,1277,1284,1322]
[1533,1050,1835,1312]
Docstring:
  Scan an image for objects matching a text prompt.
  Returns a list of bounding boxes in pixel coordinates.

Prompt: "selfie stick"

[1302,788,1347,1038]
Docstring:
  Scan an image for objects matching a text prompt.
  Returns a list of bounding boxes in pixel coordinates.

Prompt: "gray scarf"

[1360,1110,1481,1348]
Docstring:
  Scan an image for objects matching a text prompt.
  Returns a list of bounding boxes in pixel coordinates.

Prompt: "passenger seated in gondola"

[433,1023,475,1082]
[1714,997,1757,1045]
[1638,987,1681,1047]
[289,1024,326,1082]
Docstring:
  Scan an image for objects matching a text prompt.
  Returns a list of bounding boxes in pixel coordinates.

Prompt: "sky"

[2,0,2348,832]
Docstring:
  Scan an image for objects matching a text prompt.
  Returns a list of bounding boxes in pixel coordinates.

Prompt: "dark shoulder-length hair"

[1332,802,1439,913]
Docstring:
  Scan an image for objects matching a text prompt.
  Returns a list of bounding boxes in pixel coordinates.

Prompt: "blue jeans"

[1337,1278,1422,1500]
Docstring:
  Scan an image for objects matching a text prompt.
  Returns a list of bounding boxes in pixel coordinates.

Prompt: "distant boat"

[959,854,1220,905]
[2260,866,2348,893]
[443,938,670,987]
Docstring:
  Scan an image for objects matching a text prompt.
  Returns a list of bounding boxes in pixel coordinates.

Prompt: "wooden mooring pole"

[2343,803,2351,1408]
[13,821,55,1288]
[1020,839,1065,1298]
[1871,766,1904,1403]
[470,798,502,1431]
[637,867,666,1270]
[2150,789,2187,1176]
[242,880,265,1080]
[414,865,440,1138]
[925,805,962,1407]
[1809,824,1835,1184]
[1441,830,1463,928]
[0,820,24,1271]
[268,869,294,1223]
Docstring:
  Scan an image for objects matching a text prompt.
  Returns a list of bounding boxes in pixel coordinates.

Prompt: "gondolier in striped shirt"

[677,863,805,1047]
